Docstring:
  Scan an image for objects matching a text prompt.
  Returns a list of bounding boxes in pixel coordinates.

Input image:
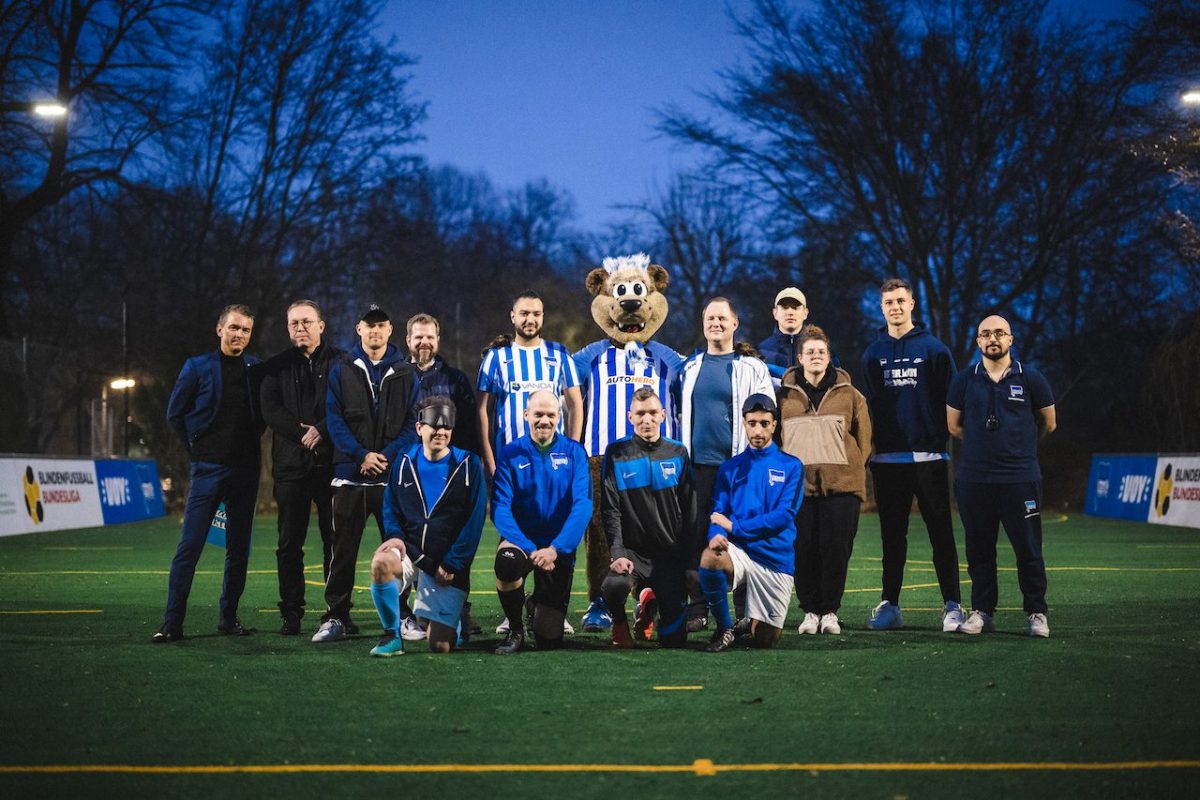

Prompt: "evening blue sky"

[383,1,1139,233]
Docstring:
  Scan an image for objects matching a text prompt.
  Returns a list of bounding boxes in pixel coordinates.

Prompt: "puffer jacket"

[777,366,872,501]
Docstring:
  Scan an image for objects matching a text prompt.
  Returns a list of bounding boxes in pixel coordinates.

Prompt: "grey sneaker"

[957,610,995,635]
[1028,613,1050,638]
[311,618,345,643]
[942,601,965,632]
[796,612,820,635]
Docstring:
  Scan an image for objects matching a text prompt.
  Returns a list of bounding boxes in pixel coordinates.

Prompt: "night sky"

[382,0,1140,233]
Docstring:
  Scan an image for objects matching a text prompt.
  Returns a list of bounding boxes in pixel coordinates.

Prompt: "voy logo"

[22,465,44,524]
[1115,473,1153,505]
[99,475,132,507]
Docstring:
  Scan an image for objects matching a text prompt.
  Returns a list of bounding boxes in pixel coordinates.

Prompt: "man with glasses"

[861,278,962,633]
[946,315,1056,638]
[261,300,343,635]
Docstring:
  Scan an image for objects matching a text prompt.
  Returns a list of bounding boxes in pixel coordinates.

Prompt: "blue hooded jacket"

[861,325,956,459]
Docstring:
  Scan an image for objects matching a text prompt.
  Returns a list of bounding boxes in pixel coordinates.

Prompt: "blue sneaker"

[369,633,404,657]
[581,597,612,633]
[866,600,903,630]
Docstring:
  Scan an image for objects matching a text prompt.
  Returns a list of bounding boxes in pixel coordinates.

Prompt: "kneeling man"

[600,388,695,648]
[492,390,593,654]
[368,395,486,656]
[700,394,804,652]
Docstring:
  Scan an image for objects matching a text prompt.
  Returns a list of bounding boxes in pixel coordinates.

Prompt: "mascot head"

[586,253,670,345]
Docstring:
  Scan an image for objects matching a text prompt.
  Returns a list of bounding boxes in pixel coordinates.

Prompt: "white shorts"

[387,548,467,630]
[727,542,792,629]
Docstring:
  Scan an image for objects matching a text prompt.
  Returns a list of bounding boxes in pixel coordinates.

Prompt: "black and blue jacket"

[759,325,840,382]
[382,444,486,591]
[326,343,419,484]
[861,324,956,459]
[601,435,695,560]
[166,350,262,450]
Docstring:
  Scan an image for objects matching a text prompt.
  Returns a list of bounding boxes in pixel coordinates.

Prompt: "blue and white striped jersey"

[574,340,683,458]
[478,340,581,448]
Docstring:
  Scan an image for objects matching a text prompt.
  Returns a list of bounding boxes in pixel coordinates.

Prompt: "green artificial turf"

[1,513,1198,798]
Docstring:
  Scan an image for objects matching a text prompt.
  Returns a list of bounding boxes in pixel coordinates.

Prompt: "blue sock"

[699,567,734,629]
[371,579,401,636]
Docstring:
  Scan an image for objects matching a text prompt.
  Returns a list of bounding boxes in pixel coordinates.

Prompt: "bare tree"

[660,0,1168,366]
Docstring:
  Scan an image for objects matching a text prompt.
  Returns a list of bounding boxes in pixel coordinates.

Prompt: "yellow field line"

[1,759,1197,776]
[0,610,102,615]
[41,547,134,551]
[653,686,704,691]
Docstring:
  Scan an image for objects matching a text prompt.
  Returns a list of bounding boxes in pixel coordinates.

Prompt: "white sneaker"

[400,616,427,641]
[562,618,575,635]
[311,619,345,643]
[819,613,841,635]
[957,610,995,635]
[797,612,820,635]
[1028,613,1050,638]
[495,617,510,635]
[942,601,965,632]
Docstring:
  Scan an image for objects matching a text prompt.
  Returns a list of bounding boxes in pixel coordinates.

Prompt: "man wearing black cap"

[698,393,804,653]
[366,394,486,657]
[313,305,419,643]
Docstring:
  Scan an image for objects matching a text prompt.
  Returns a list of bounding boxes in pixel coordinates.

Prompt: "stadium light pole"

[104,378,136,458]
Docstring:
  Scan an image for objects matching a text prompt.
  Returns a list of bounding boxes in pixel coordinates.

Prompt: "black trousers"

[322,484,386,623]
[600,548,688,642]
[793,493,861,615]
[872,460,961,605]
[955,479,1048,615]
[274,466,334,619]
[686,463,721,619]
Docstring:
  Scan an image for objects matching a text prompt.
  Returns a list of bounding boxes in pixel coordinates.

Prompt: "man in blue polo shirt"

[947,314,1056,638]
[491,390,593,654]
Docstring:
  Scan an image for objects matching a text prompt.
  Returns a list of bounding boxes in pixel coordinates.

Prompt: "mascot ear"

[586,268,609,297]
[647,264,670,292]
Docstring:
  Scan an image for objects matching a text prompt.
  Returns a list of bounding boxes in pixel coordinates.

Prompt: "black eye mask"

[418,403,456,430]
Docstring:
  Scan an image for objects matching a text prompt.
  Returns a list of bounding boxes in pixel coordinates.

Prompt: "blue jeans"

[162,460,259,631]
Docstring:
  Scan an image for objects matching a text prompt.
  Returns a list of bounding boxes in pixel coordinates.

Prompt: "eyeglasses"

[976,330,1012,341]
[288,319,318,330]
[801,349,828,357]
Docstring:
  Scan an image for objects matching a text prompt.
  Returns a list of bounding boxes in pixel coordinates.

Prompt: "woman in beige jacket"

[777,326,872,635]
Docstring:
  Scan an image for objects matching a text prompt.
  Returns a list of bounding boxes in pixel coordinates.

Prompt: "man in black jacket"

[312,305,419,644]
[599,388,695,649]
[260,299,342,635]
[405,312,480,457]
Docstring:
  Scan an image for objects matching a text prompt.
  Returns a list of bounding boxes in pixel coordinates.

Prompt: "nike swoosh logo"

[402,481,413,488]
[517,463,530,470]
[622,472,637,479]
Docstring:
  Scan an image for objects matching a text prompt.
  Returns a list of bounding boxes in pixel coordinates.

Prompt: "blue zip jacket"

[382,444,486,590]
[492,432,593,555]
[166,351,262,447]
[708,442,804,574]
[861,325,956,458]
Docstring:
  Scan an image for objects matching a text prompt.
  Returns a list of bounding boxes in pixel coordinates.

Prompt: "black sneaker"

[345,619,361,635]
[686,614,709,633]
[705,627,737,653]
[732,616,753,641]
[280,616,302,636]
[217,618,255,636]
[494,630,524,656]
[152,627,183,643]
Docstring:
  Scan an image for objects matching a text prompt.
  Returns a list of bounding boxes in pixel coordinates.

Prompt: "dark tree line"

[2,0,1197,508]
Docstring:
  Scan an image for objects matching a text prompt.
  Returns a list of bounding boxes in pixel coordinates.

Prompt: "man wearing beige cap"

[758,287,810,386]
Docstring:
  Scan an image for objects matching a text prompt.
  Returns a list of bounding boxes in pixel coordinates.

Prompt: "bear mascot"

[572,253,685,633]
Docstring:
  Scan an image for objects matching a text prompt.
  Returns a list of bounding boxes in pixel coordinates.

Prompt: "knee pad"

[494,546,531,583]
